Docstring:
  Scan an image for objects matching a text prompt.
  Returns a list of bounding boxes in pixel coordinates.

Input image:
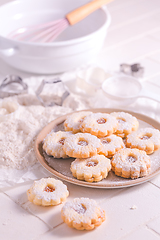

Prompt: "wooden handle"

[66,0,113,25]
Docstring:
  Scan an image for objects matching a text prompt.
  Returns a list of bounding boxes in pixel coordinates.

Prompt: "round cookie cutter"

[102,75,160,105]
[0,75,28,98]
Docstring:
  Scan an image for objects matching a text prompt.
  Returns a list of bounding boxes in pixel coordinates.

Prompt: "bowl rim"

[0,1,111,46]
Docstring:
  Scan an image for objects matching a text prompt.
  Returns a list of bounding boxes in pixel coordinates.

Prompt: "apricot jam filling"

[74,204,86,214]
[140,134,152,140]
[97,118,106,124]
[117,118,126,124]
[59,138,65,145]
[44,185,55,192]
[101,139,111,144]
[86,161,98,167]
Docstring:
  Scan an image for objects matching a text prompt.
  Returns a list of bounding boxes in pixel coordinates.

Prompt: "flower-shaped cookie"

[61,198,105,230]
[27,178,69,206]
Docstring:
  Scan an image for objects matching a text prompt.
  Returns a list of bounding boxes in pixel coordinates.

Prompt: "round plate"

[35,108,160,188]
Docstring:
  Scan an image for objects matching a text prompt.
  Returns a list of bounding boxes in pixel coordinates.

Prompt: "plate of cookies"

[35,108,160,188]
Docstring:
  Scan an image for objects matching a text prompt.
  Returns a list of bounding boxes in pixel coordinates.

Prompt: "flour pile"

[0,95,71,170]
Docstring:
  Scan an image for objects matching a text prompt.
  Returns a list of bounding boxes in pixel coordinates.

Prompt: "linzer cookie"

[70,155,111,182]
[111,148,151,179]
[80,112,118,137]
[61,198,105,230]
[63,132,102,158]
[27,178,69,206]
[43,131,72,158]
[64,111,92,133]
[110,112,139,138]
[99,134,125,158]
[126,127,160,154]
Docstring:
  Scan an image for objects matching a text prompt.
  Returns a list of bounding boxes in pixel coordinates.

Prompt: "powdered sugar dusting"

[62,198,100,220]
[99,134,125,156]
[29,177,69,201]
[63,132,101,158]
[110,112,139,133]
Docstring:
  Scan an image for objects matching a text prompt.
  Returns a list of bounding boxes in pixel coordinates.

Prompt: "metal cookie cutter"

[0,75,28,98]
[120,63,144,78]
[35,78,70,107]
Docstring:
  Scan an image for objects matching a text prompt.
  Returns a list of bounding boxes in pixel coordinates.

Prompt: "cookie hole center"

[78,117,85,123]
[126,155,137,163]
[101,138,111,144]
[44,185,55,192]
[97,118,106,124]
[74,203,86,214]
[118,118,126,124]
[86,160,98,167]
[78,140,88,146]
[140,133,152,140]
[58,138,65,145]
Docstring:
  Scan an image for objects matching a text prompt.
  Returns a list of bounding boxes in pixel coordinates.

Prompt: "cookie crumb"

[130,205,137,210]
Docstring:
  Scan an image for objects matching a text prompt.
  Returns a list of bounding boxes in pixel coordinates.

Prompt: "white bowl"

[0,0,111,74]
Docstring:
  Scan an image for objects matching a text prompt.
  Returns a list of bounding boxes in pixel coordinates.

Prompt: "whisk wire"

[47,24,68,42]
[44,20,69,42]
[30,19,69,42]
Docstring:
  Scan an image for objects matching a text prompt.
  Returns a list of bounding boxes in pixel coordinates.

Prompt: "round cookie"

[99,134,125,158]
[70,155,111,182]
[63,132,102,158]
[27,178,69,206]
[64,111,92,133]
[61,198,105,230]
[110,111,139,138]
[80,112,118,137]
[43,131,72,158]
[111,148,151,179]
[126,127,160,154]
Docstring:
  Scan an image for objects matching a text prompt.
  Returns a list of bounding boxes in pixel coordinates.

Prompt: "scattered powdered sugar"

[150,152,160,173]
